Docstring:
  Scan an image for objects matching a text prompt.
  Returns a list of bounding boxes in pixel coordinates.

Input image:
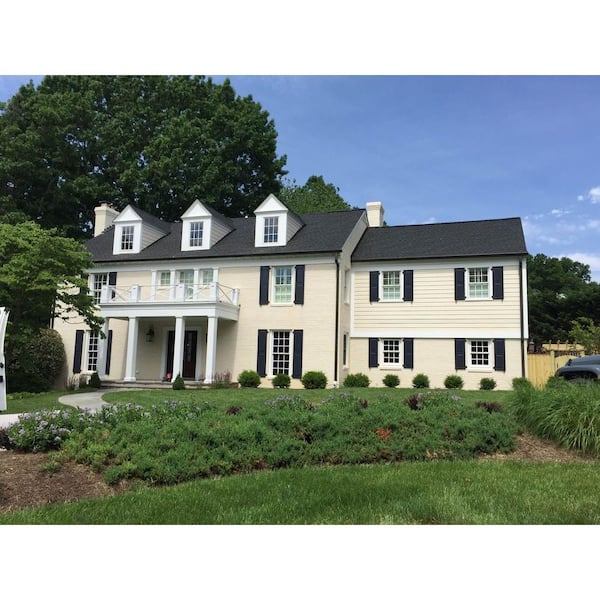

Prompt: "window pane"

[92,273,108,304]
[382,339,400,364]
[87,331,99,372]
[470,340,489,366]
[189,221,203,247]
[159,271,171,285]
[273,266,292,303]
[272,331,290,374]
[200,269,213,285]
[468,268,489,298]
[264,216,279,243]
[382,271,401,300]
[121,226,134,250]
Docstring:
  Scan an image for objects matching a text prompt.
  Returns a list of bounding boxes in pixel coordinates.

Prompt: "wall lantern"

[146,327,155,343]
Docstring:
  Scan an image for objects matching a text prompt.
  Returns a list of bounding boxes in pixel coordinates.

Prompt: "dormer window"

[263,216,279,244]
[189,222,204,247]
[121,225,135,251]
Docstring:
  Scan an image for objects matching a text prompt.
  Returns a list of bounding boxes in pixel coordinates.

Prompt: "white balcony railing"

[99,283,240,306]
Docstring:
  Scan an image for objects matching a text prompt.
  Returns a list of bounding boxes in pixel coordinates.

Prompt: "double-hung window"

[189,222,204,247]
[87,331,99,372]
[469,340,490,367]
[120,225,135,251]
[382,339,401,365]
[382,271,401,301]
[468,267,489,299]
[263,216,279,244]
[272,330,291,374]
[159,271,171,286]
[91,273,108,304]
[273,266,293,303]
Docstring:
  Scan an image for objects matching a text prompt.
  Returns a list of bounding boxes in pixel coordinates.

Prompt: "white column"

[204,317,218,384]
[172,316,186,379]
[150,270,157,301]
[124,316,139,382]
[97,318,110,378]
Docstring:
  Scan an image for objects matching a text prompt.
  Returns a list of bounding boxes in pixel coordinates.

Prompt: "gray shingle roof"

[352,217,527,262]
[86,209,366,263]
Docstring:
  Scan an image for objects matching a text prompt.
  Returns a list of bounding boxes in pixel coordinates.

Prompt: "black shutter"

[105,329,113,375]
[257,329,268,376]
[368,337,379,368]
[454,268,466,301]
[292,330,303,378]
[494,338,506,371]
[294,265,305,305]
[403,270,414,302]
[403,338,414,369]
[73,330,84,373]
[492,266,504,300]
[259,266,270,305]
[369,271,380,302]
[108,272,117,286]
[455,338,466,370]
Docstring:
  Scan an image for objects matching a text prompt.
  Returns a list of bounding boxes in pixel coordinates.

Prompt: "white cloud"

[550,209,571,218]
[579,186,600,204]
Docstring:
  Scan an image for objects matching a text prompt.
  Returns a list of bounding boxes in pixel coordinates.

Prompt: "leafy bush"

[272,373,291,388]
[479,377,497,391]
[238,370,261,388]
[382,374,400,388]
[89,372,101,389]
[172,374,185,390]
[412,373,430,389]
[302,371,327,389]
[343,373,370,388]
[444,375,464,389]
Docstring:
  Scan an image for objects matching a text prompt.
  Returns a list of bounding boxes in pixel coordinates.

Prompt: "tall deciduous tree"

[527,253,600,346]
[0,76,287,238]
[279,175,352,214]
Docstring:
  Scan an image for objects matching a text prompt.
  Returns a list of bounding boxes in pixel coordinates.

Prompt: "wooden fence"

[527,347,584,388]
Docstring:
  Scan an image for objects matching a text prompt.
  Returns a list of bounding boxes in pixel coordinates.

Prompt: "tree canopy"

[527,253,600,347]
[0,221,101,331]
[0,76,287,238]
[278,175,353,214]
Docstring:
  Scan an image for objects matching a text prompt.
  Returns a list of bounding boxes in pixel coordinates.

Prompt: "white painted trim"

[351,256,523,273]
[351,329,523,339]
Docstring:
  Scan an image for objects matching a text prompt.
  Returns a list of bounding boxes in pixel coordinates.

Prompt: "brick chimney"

[366,201,384,227]
[94,203,119,236]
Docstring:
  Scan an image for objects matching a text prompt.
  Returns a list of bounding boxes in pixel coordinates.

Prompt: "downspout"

[519,257,526,377]
[334,254,340,386]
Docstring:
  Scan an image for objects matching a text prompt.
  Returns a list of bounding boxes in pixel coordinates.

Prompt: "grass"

[0,389,90,414]
[1,460,599,524]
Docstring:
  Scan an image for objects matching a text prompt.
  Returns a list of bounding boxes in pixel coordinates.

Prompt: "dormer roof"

[253,193,304,247]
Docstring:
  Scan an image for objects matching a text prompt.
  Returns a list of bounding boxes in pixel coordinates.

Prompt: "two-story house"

[53,196,528,390]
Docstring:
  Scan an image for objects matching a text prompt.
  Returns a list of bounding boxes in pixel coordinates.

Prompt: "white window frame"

[86,330,100,373]
[178,269,194,300]
[113,222,141,254]
[467,339,492,370]
[270,330,292,376]
[199,269,214,285]
[272,265,294,304]
[120,225,135,251]
[159,271,172,286]
[263,216,279,244]
[466,267,491,300]
[91,273,108,304]
[380,270,402,302]
[189,221,204,248]
[381,338,401,367]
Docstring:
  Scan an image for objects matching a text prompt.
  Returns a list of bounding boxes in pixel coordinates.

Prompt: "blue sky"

[1,75,599,281]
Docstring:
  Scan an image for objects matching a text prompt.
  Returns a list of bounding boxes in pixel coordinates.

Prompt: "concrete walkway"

[0,390,112,429]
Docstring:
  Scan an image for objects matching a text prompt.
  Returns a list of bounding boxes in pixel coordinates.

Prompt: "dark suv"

[555,355,600,381]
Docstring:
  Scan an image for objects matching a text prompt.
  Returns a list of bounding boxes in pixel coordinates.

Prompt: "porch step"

[100,380,239,391]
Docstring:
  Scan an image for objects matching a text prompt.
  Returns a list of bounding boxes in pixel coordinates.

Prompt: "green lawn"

[1,460,598,524]
[0,389,89,414]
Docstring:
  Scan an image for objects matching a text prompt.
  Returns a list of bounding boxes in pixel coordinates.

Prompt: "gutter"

[519,257,526,377]
[334,254,340,385]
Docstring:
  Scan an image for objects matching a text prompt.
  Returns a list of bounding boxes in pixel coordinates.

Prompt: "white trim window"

[91,273,108,304]
[381,339,401,365]
[272,330,291,374]
[468,339,490,368]
[467,267,489,299]
[178,270,194,300]
[263,216,279,244]
[381,270,401,301]
[87,331,99,372]
[273,266,293,304]
[189,221,204,247]
[159,271,171,286]
[199,269,214,285]
[120,225,135,251]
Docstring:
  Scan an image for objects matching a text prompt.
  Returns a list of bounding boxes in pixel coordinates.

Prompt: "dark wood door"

[166,330,197,379]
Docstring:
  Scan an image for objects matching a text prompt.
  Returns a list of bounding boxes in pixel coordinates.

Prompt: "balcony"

[98,282,240,319]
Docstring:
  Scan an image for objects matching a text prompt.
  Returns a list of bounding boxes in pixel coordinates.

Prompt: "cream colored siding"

[353,260,522,337]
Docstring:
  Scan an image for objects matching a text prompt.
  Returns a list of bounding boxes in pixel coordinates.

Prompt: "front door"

[166,330,198,379]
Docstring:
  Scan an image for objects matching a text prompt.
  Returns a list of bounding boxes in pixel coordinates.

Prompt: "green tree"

[527,254,600,347]
[569,318,600,354]
[279,175,352,214]
[0,76,287,237]
[0,221,101,331]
